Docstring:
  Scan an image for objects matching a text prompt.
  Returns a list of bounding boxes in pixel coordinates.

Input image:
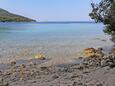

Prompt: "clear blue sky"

[0,0,99,21]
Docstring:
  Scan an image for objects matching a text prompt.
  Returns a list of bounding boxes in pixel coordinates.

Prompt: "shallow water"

[0,22,113,64]
[0,22,111,45]
[0,23,106,41]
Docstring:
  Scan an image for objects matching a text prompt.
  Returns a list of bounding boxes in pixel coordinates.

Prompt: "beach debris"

[34,53,46,60]
[83,47,104,58]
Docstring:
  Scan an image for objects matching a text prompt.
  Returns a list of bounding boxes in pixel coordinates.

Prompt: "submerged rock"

[34,53,46,60]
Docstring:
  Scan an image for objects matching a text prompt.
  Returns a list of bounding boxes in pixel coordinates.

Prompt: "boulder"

[83,48,104,58]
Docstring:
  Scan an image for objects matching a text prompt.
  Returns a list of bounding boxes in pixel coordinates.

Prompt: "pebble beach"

[0,23,114,86]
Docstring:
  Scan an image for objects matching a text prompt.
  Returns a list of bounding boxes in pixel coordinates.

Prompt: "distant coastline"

[0,21,100,24]
[0,8,36,22]
[37,21,96,24]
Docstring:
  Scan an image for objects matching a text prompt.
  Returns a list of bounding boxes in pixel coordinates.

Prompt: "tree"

[89,0,115,33]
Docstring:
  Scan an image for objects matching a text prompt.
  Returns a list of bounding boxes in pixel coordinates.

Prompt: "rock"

[40,66,48,71]
[35,53,46,60]
[78,57,83,59]
[70,75,79,79]
[10,61,16,67]
[52,75,59,79]
[109,62,115,68]
[0,82,9,86]
[101,39,106,42]
[97,48,103,51]
[110,48,115,56]
[83,48,96,58]
[95,48,104,57]
[101,60,107,67]
[83,48,104,58]
[83,57,101,67]
[29,61,36,67]
[72,81,77,86]
[0,78,3,82]
[76,64,84,70]
[96,82,102,86]
[20,64,26,68]
[77,82,83,85]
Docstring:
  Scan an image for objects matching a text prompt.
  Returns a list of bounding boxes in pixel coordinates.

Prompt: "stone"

[109,62,115,68]
[101,60,108,67]
[78,57,83,59]
[83,48,96,58]
[0,82,9,86]
[72,81,77,86]
[83,47,104,58]
[40,66,48,71]
[52,75,59,79]
[35,53,46,60]
[111,48,115,56]
[20,64,26,68]
[96,82,102,86]
[10,61,16,67]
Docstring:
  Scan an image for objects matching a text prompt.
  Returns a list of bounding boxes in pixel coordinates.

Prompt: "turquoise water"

[0,22,105,42]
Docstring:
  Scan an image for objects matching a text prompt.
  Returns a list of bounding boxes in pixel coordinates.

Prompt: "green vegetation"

[89,0,115,42]
[89,0,115,32]
[0,8,36,22]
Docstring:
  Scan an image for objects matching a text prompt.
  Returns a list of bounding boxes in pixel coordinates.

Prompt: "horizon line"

[36,21,96,23]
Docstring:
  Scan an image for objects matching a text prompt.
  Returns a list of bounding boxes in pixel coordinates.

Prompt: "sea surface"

[0,22,110,42]
[0,22,113,64]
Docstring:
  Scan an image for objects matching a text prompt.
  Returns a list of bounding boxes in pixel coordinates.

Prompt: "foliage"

[0,8,35,22]
[89,0,115,42]
[89,0,115,31]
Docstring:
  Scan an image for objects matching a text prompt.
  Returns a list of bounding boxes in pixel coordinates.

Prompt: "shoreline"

[0,36,113,64]
[0,47,115,86]
[0,22,114,85]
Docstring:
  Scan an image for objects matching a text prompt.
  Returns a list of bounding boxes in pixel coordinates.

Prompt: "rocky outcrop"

[83,48,104,58]
[82,48,115,68]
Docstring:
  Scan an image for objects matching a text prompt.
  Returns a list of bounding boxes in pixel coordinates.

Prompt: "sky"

[0,0,100,21]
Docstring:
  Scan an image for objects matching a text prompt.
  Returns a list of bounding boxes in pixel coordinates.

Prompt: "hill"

[0,8,36,22]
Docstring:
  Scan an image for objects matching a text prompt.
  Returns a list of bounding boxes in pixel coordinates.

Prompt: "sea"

[0,22,113,63]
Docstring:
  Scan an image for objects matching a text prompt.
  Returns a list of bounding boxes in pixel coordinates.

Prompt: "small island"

[0,8,36,22]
